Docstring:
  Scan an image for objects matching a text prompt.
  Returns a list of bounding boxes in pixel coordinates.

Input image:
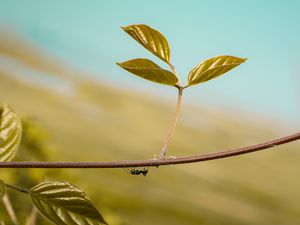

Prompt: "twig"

[5,184,29,194]
[2,193,19,225]
[159,87,183,158]
[159,63,183,158]
[25,207,38,225]
[0,132,299,168]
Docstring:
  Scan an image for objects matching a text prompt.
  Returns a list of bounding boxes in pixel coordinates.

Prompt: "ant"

[124,167,148,176]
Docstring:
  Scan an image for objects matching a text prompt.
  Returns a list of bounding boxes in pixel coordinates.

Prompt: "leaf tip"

[116,62,125,69]
[241,57,248,63]
[120,25,127,31]
[121,25,134,32]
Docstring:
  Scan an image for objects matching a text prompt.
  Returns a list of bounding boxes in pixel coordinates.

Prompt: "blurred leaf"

[187,55,247,86]
[18,118,50,161]
[122,24,171,63]
[117,58,178,86]
[30,181,108,225]
[0,105,22,162]
[0,179,5,200]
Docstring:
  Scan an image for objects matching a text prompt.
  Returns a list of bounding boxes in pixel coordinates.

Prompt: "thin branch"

[159,62,183,158]
[2,193,20,225]
[25,207,38,225]
[169,63,178,76]
[5,184,29,194]
[0,132,299,169]
[159,87,183,158]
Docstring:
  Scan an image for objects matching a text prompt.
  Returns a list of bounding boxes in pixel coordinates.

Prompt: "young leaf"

[0,105,22,162]
[187,55,247,86]
[30,181,108,225]
[0,179,5,200]
[117,58,178,86]
[122,24,171,63]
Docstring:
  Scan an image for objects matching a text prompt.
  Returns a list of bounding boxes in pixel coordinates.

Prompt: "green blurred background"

[0,1,300,225]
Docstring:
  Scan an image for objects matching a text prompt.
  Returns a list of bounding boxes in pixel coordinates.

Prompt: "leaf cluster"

[117,24,246,88]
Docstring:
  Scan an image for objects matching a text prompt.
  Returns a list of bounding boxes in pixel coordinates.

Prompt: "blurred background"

[0,0,299,224]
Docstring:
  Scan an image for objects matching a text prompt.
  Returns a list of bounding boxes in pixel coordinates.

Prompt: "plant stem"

[169,63,178,75]
[25,207,38,225]
[6,183,29,194]
[159,87,183,158]
[2,193,20,225]
[0,132,299,168]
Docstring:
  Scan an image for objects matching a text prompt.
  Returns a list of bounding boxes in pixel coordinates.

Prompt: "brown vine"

[0,132,299,169]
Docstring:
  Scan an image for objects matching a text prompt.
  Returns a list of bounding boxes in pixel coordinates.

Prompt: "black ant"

[124,167,148,176]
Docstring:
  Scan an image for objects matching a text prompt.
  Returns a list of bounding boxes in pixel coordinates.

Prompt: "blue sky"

[0,0,299,126]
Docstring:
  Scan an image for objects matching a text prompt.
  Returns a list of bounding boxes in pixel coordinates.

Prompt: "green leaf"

[187,55,247,86]
[30,181,108,225]
[117,58,178,86]
[0,105,22,162]
[122,24,171,63]
[0,179,5,200]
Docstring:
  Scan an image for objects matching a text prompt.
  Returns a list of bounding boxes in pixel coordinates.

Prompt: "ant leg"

[142,167,149,176]
[123,167,134,175]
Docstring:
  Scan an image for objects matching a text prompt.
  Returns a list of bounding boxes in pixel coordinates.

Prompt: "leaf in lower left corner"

[30,181,108,225]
